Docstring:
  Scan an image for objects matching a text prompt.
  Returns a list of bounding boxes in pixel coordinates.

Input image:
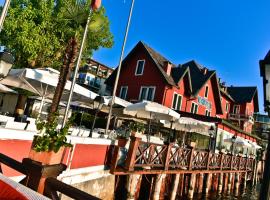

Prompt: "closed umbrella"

[224,137,252,147]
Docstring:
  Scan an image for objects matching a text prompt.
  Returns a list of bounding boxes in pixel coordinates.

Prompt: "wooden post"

[197,173,204,194]
[234,173,240,196]
[231,172,235,193]
[188,146,195,170]
[178,174,184,197]
[218,173,223,194]
[188,173,196,199]
[152,174,166,200]
[22,158,66,194]
[170,174,180,200]
[223,173,228,193]
[126,174,141,200]
[125,136,142,171]
[220,152,224,170]
[227,173,232,194]
[164,144,172,170]
[206,150,211,170]
[110,146,119,173]
[243,172,247,190]
[204,173,212,194]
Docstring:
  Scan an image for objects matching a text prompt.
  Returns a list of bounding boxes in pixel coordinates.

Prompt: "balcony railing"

[228,113,254,124]
[111,137,255,174]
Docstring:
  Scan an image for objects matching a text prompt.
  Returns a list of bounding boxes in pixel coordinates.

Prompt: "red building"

[106,41,259,143]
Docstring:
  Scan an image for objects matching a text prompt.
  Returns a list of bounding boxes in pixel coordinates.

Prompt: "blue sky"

[92,0,270,113]
[1,0,270,112]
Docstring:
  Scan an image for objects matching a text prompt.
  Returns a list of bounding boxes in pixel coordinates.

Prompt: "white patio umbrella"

[123,100,180,121]
[249,141,262,149]
[0,68,97,113]
[224,137,252,147]
[0,83,17,93]
[123,101,180,141]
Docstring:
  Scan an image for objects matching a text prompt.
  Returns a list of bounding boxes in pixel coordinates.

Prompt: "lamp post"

[89,95,104,137]
[231,135,236,155]
[0,51,14,80]
[259,51,270,200]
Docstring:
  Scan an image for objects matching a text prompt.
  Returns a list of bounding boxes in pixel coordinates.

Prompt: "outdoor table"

[0,173,50,200]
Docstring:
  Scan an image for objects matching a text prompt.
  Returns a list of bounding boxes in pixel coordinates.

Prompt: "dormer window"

[135,60,145,75]
[204,85,209,98]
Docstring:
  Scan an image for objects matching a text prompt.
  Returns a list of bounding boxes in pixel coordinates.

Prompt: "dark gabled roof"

[227,86,257,103]
[105,41,177,87]
[219,88,235,102]
[181,60,216,97]
[141,42,176,86]
[227,86,259,112]
[171,65,192,93]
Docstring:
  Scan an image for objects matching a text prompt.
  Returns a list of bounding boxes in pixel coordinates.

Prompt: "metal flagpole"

[105,0,135,135]
[0,0,11,32]
[62,8,92,127]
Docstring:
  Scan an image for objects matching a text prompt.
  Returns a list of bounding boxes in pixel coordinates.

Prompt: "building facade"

[106,41,259,145]
[77,59,114,95]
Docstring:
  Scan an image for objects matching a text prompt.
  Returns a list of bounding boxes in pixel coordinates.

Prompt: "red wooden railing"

[121,137,255,173]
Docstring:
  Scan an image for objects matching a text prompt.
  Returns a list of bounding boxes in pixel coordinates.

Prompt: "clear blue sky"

[93,0,270,113]
[1,0,270,112]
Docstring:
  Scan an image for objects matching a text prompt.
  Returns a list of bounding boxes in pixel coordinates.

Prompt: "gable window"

[205,109,211,116]
[139,86,155,101]
[119,86,128,100]
[191,102,198,114]
[172,93,182,110]
[135,60,145,75]
[233,105,240,114]
[225,102,229,112]
[204,85,209,98]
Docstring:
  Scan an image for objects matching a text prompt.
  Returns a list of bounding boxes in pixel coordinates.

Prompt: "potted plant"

[128,121,145,138]
[29,113,72,165]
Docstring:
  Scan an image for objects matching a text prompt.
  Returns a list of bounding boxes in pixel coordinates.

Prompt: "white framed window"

[204,85,209,98]
[172,93,182,110]
[119,86,128,100]
[233,105,240,114]
[139,86,155,101]
[135,60,145,75]
[225,102,229,113]
[191,102,198,114]
[205,109,211,116]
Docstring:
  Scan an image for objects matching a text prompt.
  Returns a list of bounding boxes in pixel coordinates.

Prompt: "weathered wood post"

[204,173,212,194]
[227,173,232,194]
[126,174,141,200]
[234,173,240,196]
[223,173,228,193]
[188,173,196,199]
[197,173,204,194]
[152,174,166,200]
[178,174,185,197]
[218,173,223,194]
[125,136,142,171]
[170,174,180,200]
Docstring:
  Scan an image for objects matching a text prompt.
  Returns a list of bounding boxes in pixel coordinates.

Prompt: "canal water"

[182,184,260,200]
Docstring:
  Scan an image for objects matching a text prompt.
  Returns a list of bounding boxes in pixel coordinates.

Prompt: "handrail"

[122,138,255,173]
[0,153,27,175]
[44,177,100,200]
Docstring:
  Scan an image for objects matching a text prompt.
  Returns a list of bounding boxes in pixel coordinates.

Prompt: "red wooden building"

[106,41,259,143]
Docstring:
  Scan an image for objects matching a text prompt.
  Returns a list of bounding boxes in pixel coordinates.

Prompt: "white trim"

[135,60,145,76]
[171,92,182,111]
[138,86,156,101]
[119,86,128,100]
[66,135,117,145]
[225,101,229,113]
[233,105,240,114]
[0,127,36,140]
[191,102,198,114]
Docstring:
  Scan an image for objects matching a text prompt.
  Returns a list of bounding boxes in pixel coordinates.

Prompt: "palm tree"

[47,0,113,122]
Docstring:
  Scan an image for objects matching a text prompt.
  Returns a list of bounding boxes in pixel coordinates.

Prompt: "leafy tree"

[0,0,113,123]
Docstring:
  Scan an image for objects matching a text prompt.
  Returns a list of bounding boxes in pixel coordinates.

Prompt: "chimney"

[163,61,172,75]
[201,67,208,75]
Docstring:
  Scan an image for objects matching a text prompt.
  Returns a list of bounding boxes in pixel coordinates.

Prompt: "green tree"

[0,0,113,122]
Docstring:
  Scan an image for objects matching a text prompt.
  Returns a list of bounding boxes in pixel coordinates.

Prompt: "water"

[190,185,260,200]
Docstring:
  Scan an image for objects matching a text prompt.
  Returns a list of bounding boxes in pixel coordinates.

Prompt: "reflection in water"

[177,184,260,200]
